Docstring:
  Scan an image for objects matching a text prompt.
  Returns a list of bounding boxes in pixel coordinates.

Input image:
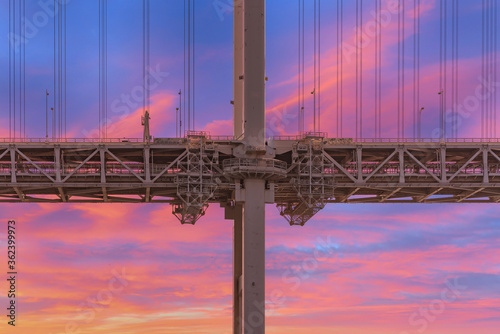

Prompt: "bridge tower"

[231,0,267,332]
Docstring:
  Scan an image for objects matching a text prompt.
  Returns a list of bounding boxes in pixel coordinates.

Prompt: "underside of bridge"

[1,0,499,333]
[1,139,500,207]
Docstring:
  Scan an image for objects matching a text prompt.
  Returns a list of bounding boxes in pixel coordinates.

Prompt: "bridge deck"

[0,137,499,204]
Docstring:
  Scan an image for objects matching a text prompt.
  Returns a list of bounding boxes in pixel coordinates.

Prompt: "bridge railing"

[2,136,500,144]
[0,138,144,143]
[345,138,500,143]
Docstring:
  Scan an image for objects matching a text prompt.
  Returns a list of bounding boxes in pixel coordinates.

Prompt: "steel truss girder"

[1,142,500,210]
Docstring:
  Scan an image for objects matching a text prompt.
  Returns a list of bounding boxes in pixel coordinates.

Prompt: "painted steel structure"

[1,0,499,333]
[1,138,500,207]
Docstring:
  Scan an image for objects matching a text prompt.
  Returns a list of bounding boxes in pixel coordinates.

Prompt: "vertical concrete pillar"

[233,1,267,332]
[243,0,266,149]
[233,204,243,334]
[234,0,244,139]
[242,178,266,333]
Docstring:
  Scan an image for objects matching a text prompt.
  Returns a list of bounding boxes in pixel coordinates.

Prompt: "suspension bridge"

[1,0,500,333]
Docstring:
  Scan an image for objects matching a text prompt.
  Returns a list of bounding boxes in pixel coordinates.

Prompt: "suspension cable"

[13,0,16,140]
[298,0,301,134]
[9,0,11,140]
[491,0,495,138]
[444,0,447,138]
[20,0,22,138]
[455,0,459,139]
[99,0,101,140]
[23,0,26,138]
[418,0,421,139]
[183,0,186,135]
[143,0,146,119]
[59,0,62,139]
[187,0,191,131]
[398,0,401,140]
[313,0,317,133]
[495,0,498,138]
[451,0,455,139]
[486,0,489,138]
[484,0,491,138]
[65,0,67,138]
[302,0,306,131]
[441,0,444,139]
[455,0,460,138]
[340,0,343,137]
[402,0,405,139]
[192,0,195,131]
[379,0,382,138]
[336,0,339,137]
[355,0,359,140]
[360,0,363,139]
[105,0,108,138]
[318,0,321,132]
[482,0,485,139]
[490,0,494,138]
[375,0,378,138]
[147,0,150,118]
[413,0,417,139]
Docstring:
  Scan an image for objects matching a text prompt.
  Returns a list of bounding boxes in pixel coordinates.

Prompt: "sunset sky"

[0,0,499,333]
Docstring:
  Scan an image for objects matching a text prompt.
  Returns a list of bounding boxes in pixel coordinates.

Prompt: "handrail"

[2,136,500,144]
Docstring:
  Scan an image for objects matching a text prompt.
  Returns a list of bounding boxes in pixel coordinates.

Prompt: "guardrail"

[343,138,500,143]
[2,136,500,144]
[223,158,287,170]
[0,138,144,143]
